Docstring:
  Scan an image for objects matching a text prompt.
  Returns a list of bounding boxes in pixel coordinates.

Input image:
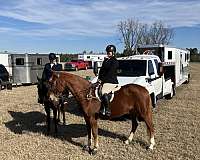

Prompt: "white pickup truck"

[92,54,174,108]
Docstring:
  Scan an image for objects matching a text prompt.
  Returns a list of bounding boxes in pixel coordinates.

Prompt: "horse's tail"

[147,94,154,135]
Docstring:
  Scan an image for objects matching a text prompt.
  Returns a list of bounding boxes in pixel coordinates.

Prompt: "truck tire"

[150,93,156,108]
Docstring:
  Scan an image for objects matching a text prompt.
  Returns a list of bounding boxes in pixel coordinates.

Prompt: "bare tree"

[118,19,174,55]
[147,21,174,45]
[118,19,143,56]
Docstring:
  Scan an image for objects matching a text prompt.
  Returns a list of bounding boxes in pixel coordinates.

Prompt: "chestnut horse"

[48,71,155,154]
[37,77,68,133]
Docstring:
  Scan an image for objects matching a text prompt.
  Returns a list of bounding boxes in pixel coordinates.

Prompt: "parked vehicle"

[137,44,190,87]
[0,64,12,90]
[64,60,88,71]
[78,54,107,68]
[0,52,60,84]
[92,44,190,108]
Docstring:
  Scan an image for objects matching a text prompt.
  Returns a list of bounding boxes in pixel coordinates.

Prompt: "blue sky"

[0,0,200,53]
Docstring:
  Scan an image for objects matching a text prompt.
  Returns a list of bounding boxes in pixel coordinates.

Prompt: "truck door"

[148,60,163,97]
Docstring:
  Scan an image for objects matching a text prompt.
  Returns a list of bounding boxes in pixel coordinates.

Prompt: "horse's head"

[37,76,49,104]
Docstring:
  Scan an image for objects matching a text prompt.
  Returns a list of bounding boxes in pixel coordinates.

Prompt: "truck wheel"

[150,93,156,108]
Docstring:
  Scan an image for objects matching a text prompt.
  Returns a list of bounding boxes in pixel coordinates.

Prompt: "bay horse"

[48,71,155,154]
[37,77,68,134]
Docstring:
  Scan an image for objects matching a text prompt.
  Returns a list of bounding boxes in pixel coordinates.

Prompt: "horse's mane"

[50,71,91,100]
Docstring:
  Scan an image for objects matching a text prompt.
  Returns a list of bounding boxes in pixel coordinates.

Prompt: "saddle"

[89,82,121,102]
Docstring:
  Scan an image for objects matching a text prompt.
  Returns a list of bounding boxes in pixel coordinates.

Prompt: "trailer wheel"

[165,85,174,99]
[185,74,190,84]
[7,83,12,90]
[173,85,176,96]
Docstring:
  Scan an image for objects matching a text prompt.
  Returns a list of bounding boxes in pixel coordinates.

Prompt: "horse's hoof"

[124,140,129,144]
[89,148,97,155]
[82,145,91,152]
[124,140,130,145]
[146,145,154,150]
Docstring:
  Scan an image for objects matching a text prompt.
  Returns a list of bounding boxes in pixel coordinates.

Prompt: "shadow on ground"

[4,110,137,149]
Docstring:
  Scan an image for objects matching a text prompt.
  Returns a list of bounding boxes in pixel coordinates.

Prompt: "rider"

[42,53,62,81]
[98,44,119,116]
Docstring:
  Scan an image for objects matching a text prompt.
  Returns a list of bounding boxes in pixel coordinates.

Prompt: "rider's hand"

[97,79,102,84]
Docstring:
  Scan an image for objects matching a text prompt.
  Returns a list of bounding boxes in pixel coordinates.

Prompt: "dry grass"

[0,64,200,160]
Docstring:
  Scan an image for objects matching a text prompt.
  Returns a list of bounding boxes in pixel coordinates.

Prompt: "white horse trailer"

[0,52,12,75]
[78,54,107,68]
[0,53,60,84]
[137,44,190,87]
[10,53,50,84]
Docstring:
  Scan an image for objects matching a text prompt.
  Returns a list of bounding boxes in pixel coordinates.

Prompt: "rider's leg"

[101,93,111,116]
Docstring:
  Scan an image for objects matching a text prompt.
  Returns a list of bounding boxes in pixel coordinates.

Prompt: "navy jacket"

[98,57,119,84]
[42,63,62,80]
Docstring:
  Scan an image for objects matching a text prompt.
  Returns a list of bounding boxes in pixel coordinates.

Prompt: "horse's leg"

[144,113,155,150]
[57,105,61,123]
[125,115,138,144]
[90,116,98,155]
[53,108,58,134]
[82,114,92,153]
[44,105,50,134]
[60,102,66,125]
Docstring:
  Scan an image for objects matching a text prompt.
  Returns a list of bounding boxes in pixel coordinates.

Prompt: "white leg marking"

[149,136,155,150]
[94,136,99,148]
[125,132,134,145]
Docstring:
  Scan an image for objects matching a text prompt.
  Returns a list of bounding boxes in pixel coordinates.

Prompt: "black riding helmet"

[106,45,116,54]
[49,53,56,61]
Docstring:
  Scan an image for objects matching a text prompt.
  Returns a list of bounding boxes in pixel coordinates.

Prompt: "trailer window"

[37,58,42,65]
[168,51,172,59]
[16,58,24,65]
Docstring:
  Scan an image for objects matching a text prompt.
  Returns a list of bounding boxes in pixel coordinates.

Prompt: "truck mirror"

[158,63,164,76]
[93,61,98,76]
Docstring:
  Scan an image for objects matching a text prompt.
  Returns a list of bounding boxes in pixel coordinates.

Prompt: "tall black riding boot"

[100,93,111,117]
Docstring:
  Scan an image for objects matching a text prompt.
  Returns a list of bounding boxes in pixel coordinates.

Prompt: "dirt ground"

[0,63,199,160]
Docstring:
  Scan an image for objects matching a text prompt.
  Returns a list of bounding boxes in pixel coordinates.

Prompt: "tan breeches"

[102,83,119,95]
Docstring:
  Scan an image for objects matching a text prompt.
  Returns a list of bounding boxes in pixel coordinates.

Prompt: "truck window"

[148,60,155,76]
[154,59,159,75]
[117,60,147,77]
